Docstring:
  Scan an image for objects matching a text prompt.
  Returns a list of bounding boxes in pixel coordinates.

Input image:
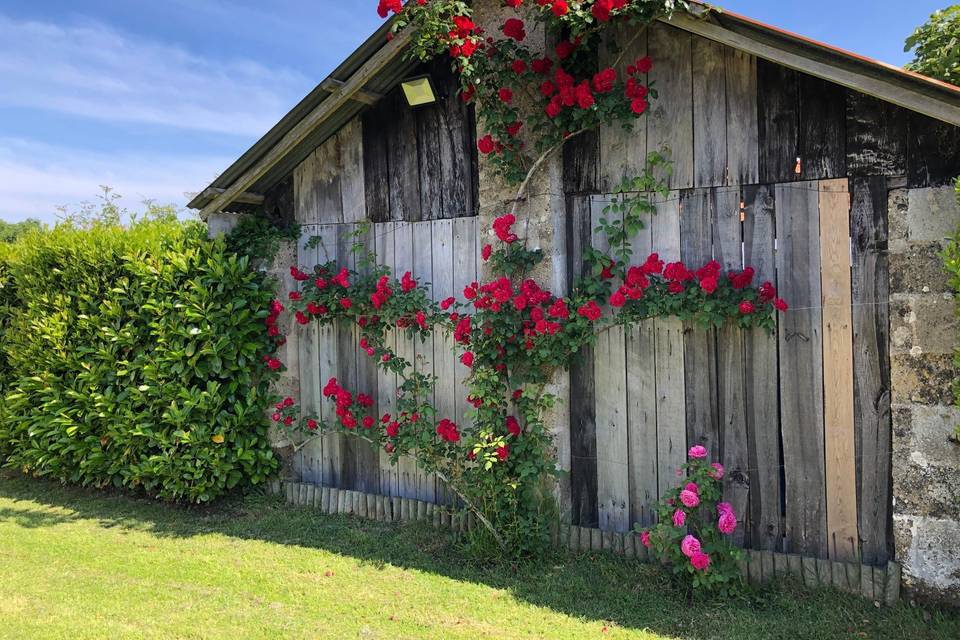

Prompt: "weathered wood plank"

[387,88,421,221]
[799,75,847,180]
[294,151,319,224]
[362,101,391,223]
[599,25,648,192]
[758,60,800,184]
[417,101,443,219]
[714,187,750,547]
[339,118,366,223]
[647,22,693,189]
[564,130,600,195]
[692,37,727,188]
[906,109,960,187]
[315,136,344,223]
[431,219,457,505]
[820,178,858,561]
[452,217,478,429]
[435,58,476,218]
[336,224,360,489]
[679,189,719,455]
[850,176,892,566]
[776,181,826,558]
[412,221,437,503]
[316,224,342,487]
[353,224,380,493]
[724,48,760,185]
[566,197,598,527]
[297,225,322,484]
[375,222,399,497]
[591,196,630,532]
[653,193,686,498]
[845,91,907,177]
[742,185,782,551]
[393,221,418,498]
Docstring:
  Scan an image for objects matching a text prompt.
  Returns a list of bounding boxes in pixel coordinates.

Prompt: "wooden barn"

[190,4,960,598]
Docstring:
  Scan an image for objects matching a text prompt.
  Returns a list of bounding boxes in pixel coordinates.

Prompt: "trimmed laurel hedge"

[0,216,279,501]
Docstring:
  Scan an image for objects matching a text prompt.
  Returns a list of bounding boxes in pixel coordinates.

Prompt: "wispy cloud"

[0,138,230,222]
[0,14,312,137]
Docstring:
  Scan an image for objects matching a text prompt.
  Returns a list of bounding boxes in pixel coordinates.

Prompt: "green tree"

[0,219,43,243]
[905,5,960,85]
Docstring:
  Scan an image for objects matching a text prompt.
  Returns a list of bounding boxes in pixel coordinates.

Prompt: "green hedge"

[0,216,279,501]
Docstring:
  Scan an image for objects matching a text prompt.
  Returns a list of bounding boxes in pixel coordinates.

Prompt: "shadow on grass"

[0,475,954,640]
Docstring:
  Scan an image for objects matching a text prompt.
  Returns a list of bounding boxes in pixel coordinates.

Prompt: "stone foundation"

[889,185,960,605]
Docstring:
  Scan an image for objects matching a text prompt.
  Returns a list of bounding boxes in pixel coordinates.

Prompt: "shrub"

[0,212,279,502]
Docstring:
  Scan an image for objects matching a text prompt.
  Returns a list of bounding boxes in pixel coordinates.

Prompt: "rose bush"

[638,446,744,594]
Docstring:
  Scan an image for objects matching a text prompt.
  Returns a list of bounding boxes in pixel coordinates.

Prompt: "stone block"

[893,514,960,605]
[905,187,960,244]
[889,244,953,295]
[889,293,958,356]
[890,353,956,406]
[206,212,243,239]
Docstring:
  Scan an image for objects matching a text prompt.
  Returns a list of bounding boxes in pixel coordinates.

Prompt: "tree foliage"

[905,5,960,85]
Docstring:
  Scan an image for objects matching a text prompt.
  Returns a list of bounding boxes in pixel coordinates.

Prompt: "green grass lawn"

[0,477,956,640]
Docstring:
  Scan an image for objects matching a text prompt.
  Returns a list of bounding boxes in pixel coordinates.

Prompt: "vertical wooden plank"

[315,136,344,223]
[845,92,907,177]
[315,224,342,487]
[393,222,418,498]
[652,192,686,498]
[680,189,719,454]
[362,102,391,223]
[294,151,319,224]
[416,102,443,219]
[566,197,599,527]
[353,224,380,494]
[850,176,892,566]
[906,110,960,188]
[452,217,478,429]
[725,48,759,185]
[799,76,847,179]
[387,88,421,221]
[432,219,456,505]
[297,224,322,485]
[647,22,693,189]
[376,222,399,497]
[336,224,359,489]
[339,118,366,223]
[758,60,800,184]
[820,178,858,561]
[590,196,629,533]
[435,57,475,218]
[599,25,647,192]
[691,37,727,188]
[619,197,657,529]
[742,184,782,551]
[776,181,826,558]
[564,130,600,195]
[412,221,437,503]
[713,187,750,547]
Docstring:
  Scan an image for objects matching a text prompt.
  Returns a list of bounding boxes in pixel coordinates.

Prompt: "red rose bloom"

[477,134,495,155]
[497,445,510,461]
[460,351,474,368]
[774,298,789,312]
[498,87,513,103]
[506,416,522,437]
[511,59,527,74]
[502,18,526,41]
[739,301,755,315]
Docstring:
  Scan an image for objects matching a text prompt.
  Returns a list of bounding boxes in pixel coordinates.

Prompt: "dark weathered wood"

[567,196,598,527]
[692,37,727,188]
[680,189,720,454]
[647,22,693,189]
[387,88,422,221]
[564,129,600,195]
[435,58,475,218]
[416,99,442,220]
[758,60,800,183]
[776,181,827,558]
[907,110,960,187]
[799,75,847,179]
[850,176,893,566]
[362,103,391,222]
[724,48,759,185]
[714,187,750,548]
[845,91,907,177]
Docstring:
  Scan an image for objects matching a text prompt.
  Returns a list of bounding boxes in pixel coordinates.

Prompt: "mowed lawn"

[0,477,957,640]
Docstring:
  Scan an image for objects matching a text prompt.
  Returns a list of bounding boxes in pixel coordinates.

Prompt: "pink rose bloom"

[717,502,734,516]
[718,511,738,535]
[690,551,711,571]
[684,482,699,494]
[709,463,725,480]
[640,530,651,548]
[680,534,701,558]
[680,489,700,508]
[672,509,686,527]
[688,445,708,459]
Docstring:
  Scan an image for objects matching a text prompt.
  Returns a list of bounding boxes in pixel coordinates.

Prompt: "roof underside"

[188,5,960,213]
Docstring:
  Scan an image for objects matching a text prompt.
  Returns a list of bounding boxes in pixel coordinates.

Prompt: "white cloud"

[0,14,312,137]
[0,138,230,222]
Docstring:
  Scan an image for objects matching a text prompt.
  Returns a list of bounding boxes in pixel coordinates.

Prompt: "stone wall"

[889,185,960,604]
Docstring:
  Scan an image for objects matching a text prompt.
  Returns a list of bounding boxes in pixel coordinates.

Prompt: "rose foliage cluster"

[378,0,691,184]
[639,446,744,593]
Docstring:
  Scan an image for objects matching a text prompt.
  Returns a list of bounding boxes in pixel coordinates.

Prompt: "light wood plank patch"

[336,224,360,489]
[353,224,380,493]
[452,217,478,429]
[297,225,322,484]
[393,222,418,498]
[431,219,457,505]
[315,224,342,487]
[819,178,858,561]
[412,221,437,503]
[375,222,399,497]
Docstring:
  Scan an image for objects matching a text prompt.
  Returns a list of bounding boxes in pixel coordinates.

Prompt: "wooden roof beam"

[199,187,264,206]
[199,28,411,219]
[320,78,382,106]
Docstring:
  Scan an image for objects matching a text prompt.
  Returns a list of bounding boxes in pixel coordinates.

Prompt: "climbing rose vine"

[378,0,691,184]
[639,446,744,594]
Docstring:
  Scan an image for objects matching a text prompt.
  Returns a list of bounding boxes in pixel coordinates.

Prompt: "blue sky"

[0,0,946,222]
